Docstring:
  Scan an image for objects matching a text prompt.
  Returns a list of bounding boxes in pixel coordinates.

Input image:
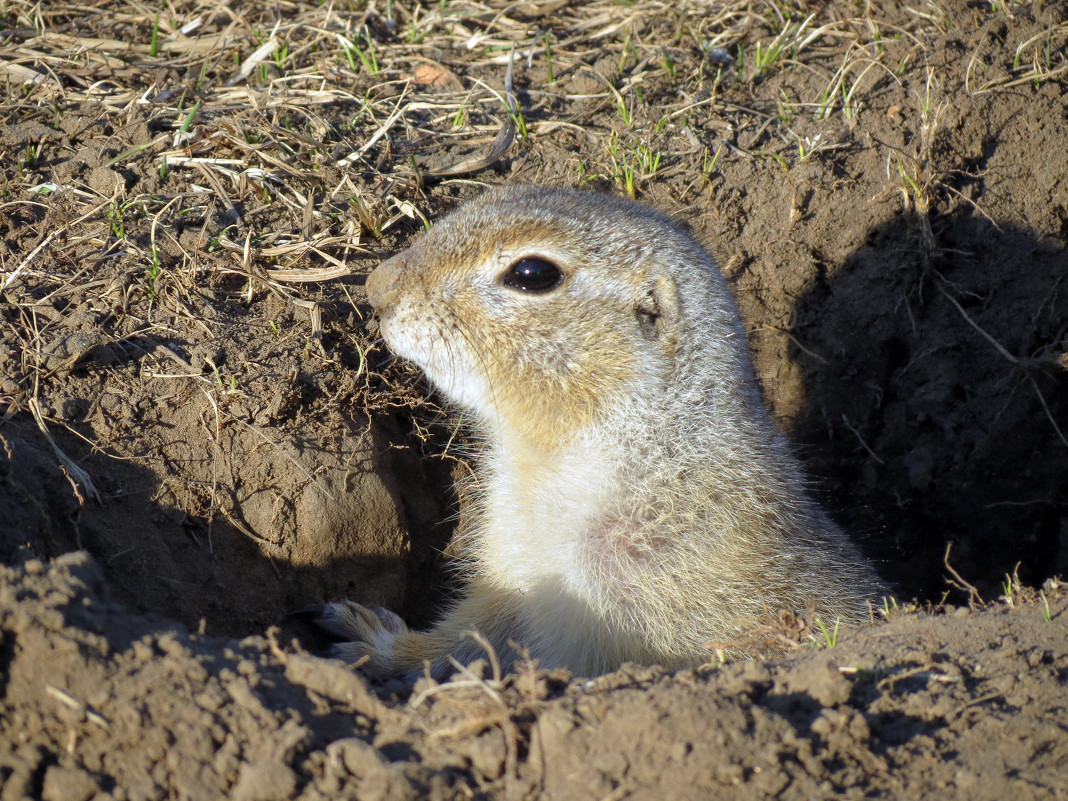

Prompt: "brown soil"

[1,0,1066,798]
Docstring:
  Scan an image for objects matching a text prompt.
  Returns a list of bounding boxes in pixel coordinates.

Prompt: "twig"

[29,398,101,504]
[841,414,884,464]
[943,542,984,608]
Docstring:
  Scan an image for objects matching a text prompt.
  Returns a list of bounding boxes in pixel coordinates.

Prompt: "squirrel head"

[366,186,745,455]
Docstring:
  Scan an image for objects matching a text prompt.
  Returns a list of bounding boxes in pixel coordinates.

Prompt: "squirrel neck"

[469,331,788,594]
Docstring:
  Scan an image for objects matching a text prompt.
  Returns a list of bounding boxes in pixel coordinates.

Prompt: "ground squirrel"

[316,185,885,678]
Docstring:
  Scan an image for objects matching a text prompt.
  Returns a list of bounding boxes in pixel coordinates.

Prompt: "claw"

[373,606,407,635]
[285,604,327,620]
[286,599,407,671]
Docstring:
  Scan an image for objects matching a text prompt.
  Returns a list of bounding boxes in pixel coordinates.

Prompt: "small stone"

[230,762,298,801]
[42,765,99,801]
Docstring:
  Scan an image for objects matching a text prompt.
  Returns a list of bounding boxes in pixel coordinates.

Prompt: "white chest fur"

[476,432,618,597]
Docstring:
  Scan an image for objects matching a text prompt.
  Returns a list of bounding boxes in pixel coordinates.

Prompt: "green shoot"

[607,135,635,198]
[104,142,154,169]
[150,13,160,58]
[815,618,840,648]
[661,47,676,82]
[207,358,223,386]
[273,42,290,70]
[618,32,635,73]
[634,143,661,174]
[752,12,818,77]
[345,28,380,74]
[107,200,126,240]
[894,156,922,198]
[702,145,723,176]
[146,247,161,301]
[756,150,789,171]
[510,108,529,141]
[855,665,893,682]
[181,99,202,133]
[196,56,210,89]
[753,39,785,74]
[841,82,857,120]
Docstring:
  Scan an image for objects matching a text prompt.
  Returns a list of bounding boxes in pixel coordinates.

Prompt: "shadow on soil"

[790,210,1068,601]
[0,405,457,642]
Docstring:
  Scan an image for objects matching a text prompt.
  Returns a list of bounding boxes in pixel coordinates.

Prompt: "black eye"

[501,257,563,292]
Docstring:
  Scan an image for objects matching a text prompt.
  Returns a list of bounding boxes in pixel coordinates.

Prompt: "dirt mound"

[2,553,1065,800]
[1,0,1067,797]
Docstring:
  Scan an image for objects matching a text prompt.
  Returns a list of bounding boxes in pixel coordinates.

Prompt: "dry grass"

[1,0,1061,316]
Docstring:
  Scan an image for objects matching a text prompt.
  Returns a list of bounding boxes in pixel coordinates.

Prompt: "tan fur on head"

[327,185,885,679]
[366,204,666,457]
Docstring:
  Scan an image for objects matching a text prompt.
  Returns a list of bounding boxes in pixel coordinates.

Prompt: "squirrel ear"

[636,273,680,342]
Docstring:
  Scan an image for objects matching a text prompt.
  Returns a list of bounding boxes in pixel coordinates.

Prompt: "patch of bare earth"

[0,0,1066,798]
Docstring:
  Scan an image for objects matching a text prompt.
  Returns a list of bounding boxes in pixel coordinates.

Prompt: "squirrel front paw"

[306,600,408,673]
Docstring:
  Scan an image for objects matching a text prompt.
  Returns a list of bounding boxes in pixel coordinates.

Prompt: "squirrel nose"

[366,257,403,309]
